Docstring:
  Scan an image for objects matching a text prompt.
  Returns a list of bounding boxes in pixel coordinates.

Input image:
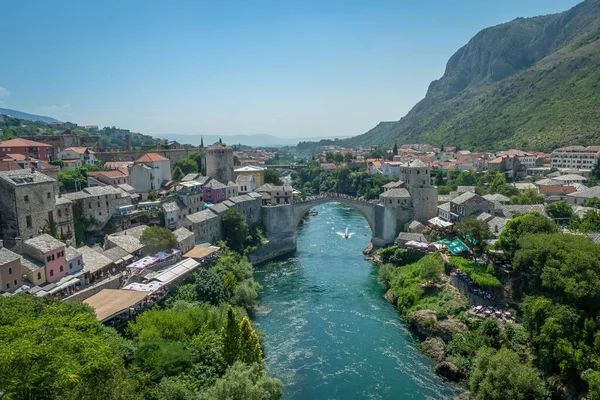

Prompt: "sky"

[0,0,582,139]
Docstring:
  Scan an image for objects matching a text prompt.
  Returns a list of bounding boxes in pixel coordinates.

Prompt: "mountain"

[0,108,60,123]
[334,0,600,152]
[160,133,349,147]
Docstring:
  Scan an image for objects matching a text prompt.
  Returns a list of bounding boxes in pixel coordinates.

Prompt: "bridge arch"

[291,196,377,235]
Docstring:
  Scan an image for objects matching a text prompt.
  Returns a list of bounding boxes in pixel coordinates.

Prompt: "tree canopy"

[495,212,558,258]
[222,208,249,253]
[140,226,177,255]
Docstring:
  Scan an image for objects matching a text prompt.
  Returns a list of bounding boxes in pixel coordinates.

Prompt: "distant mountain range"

[325,0,600,152]
[0,108,60,123]
[160,133,349,148]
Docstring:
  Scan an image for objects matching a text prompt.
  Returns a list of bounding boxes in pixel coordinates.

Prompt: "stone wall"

[248,232,297,265]
[95,148,197,166]
[66,273,124,302]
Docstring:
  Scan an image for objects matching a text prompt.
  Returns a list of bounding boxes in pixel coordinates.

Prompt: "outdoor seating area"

[405,240,432,253]
[453,268,496,302]
[470,305,512,320]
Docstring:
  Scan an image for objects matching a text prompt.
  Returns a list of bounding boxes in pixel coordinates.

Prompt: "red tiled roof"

[135,153,169,163]
[0,138,52,148]
[539,185,577,195]
[101,170,128,178]
[0,159,23,171]
[3,153,26,161]
[64,147,95,154]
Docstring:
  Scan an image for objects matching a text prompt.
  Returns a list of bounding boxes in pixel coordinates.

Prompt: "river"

[254,203,461,400]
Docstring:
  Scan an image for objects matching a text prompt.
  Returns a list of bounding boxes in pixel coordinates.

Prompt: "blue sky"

[0,0,581,138]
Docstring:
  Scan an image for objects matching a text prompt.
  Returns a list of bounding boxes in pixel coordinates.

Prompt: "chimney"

[125,134,131,151]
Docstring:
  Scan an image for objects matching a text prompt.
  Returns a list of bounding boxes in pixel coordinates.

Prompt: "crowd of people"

[470,304,512,320]
[453,268,496,302]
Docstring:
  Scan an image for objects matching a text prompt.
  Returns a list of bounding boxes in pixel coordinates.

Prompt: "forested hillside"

[332,0,600,151]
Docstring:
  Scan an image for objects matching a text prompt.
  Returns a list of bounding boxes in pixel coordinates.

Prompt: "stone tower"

[400,160,438,222]
[205,141,234,184]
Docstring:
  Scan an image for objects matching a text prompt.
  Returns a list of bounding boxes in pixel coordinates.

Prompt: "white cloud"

[0,87,9,98]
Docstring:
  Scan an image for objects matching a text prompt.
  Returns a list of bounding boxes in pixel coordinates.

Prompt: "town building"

[62,186,135,228]
[21,256,46,286]
[22,132,99,154]
[381,161,403,178]
[56,147,96,167]
[173,227,195,254]
[23,234,67,283]
[236,174,256,194]
[203,179,228,204]
[130,153,172,194]
[206,142,234,184]
[87,170,130,187]
[0,138,53,161]
[496,149,537,168]
[54,195,75,240]
[565,186,600,205]
[0,169,57,247]
[255,184,293,205]
[443,192,495,223]
[183,209,222,244]
[65,245,84,275]
[226,181,239,199]
[549,146,600,169]
[0,243,22,293]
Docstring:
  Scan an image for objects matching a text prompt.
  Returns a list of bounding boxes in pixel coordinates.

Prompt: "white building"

[130,153,172,194]
[236,174,256,194]
[56,147,96,167]
[497,149,537,168]
[549,146,600,169]
[381,161,403,178]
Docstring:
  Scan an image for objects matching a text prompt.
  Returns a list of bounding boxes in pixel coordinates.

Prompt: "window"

[24,195,29,202]
[89,203,92,209]
[97,202,100,207]
[78,259,81,265]
[58,209,62,217]
[47,255,51,262]
[49,270,54,277]
[69,263,73,270]
[8,267,12,275]
[26,216,32,228]
[47,192,51,199]
[60,265,64,272]
[37,272,41,280]
[13,279,17,286]
[5,283,9,289]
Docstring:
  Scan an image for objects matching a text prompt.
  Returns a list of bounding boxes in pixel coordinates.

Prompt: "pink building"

[23,234,67,283]
[203,180,227,204]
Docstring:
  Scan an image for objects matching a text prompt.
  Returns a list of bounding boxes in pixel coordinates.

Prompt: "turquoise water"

[254,203,461,400]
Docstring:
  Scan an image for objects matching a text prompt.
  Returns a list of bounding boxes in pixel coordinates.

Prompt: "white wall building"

[56,147,96,167]
[130,153,172,194]
[549,146,600,169]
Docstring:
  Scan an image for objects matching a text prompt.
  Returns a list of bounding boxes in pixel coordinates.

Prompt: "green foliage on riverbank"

[449,258,501,288]
[0,247,282,400]
[378,252,466,318]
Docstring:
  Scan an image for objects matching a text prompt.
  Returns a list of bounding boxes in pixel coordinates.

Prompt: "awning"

[151,258,200,285]
[446,239,469,255]
[123,281,165,292]
[126,256,157,269]
[405,240,429,249]
[428,217,453,228]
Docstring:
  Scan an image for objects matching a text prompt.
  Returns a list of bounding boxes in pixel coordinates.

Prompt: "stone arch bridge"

[259,195,400,258]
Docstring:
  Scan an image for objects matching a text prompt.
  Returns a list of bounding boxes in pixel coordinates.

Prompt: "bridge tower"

[400,160,438,222]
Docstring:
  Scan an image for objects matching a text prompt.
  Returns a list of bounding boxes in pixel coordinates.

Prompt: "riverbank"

[374,247,533,399]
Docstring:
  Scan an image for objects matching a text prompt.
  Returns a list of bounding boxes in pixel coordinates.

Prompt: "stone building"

[54,195,75,241]
[205,142,234,184]
[173,227,195,254]
[183,209,222,244]
[62,186,135,228]
[399,160,438,222]
[234,165,265,187]
[446,192,495,223]
[0,169,58,247]
[22,132,99,154]
[0,243,23,293]
[236,174,256,194]
[255,184,293,205]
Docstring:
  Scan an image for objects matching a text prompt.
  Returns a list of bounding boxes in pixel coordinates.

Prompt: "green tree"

[264,169,283,185]
[571,209,600,233]
[469,347,549,400]
[198,362,283,400]
[344,152,354,162]
[419,255,443,282]
[584,198,600,209]
[139,226,177,255]
[174,158,199,175]
[0,296,139,400]
[392,142,398,155]
[222,208,249,253]
[194,269,230,305]
[172,166,184,181]
[239,316,263,369]
[188,151,203,172]
[496,212,558,258]
[222,307,240,366]
[455,216,491,248]
[509,188,545,205]
[545,200,574,220]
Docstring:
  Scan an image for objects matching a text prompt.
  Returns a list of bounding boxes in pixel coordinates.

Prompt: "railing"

[263,193,380,207]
